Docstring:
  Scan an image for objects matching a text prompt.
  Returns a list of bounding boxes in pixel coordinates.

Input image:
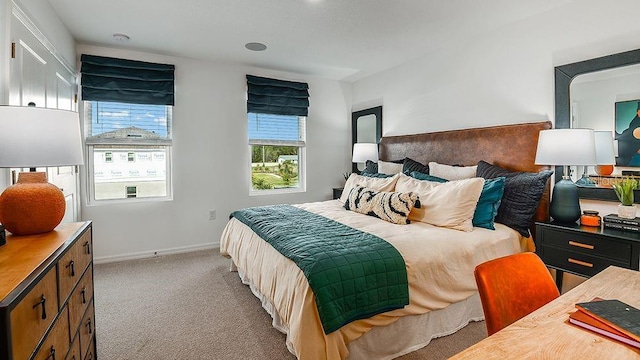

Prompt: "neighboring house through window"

[246,75,309,194]
[81,54,175,203]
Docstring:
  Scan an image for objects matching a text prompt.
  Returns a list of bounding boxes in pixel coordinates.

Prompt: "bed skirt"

[232,261,485,359]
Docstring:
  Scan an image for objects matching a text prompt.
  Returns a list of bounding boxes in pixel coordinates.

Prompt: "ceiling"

[46,0,568,82]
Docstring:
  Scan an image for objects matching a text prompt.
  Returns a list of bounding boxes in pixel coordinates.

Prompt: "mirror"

[555,48,640,202]
[352,106,382,173]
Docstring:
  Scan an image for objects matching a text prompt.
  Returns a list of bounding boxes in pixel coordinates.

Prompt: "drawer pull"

[81,286,87,304]
[84,241,91,255]
[66,260,75,277]
[45,346,56,360]
[86,318,92,334]
[32,294,47,319]
[568,241,594,250]
[568,258,594,268]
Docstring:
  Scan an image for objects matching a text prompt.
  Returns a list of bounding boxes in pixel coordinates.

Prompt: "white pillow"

[339,173,400,204]
[378,160,404,175]
[395,173,485,232]
[428,162,478,181]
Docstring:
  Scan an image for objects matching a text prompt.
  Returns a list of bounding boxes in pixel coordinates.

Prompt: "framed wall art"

[615,99,640,166]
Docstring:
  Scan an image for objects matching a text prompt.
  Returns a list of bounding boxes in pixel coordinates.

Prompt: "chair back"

[474,252,560,336]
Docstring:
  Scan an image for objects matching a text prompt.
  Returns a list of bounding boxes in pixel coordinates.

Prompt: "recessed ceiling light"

[245,42,267,51]
[113,33,130,42]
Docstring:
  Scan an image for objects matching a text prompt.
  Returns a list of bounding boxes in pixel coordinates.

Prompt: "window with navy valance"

[80,54,175,106]
[246,75,309,116]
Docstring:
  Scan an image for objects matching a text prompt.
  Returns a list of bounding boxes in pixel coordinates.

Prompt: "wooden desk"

[451,266,640,359]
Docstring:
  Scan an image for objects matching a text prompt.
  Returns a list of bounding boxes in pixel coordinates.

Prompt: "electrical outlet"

[209,209,216,220]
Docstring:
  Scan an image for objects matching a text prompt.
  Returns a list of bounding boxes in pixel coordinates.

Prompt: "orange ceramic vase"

[0,172,65,235]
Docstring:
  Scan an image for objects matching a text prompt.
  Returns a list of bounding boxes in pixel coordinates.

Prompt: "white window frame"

[84,101,173,204]
[248,113,306,195]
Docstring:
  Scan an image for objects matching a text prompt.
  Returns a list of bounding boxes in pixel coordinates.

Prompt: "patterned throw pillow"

[344,185,420,225]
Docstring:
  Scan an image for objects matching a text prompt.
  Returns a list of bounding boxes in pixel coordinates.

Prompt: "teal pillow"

[409,171,448,183]
[473,177,506,230]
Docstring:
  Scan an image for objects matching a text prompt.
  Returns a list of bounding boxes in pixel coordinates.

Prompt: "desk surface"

[451,266,640,359]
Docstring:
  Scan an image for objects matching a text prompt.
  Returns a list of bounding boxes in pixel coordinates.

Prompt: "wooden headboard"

[379,121,553,225]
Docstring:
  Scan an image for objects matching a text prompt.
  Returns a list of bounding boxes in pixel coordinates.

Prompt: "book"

[569,310,640,349]
[575,299,640,343]
[603,222,640,233]
[603,214,640,227]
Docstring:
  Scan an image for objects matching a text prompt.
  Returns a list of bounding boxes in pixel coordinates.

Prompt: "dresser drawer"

[539,227,632,262]
[69,266,94,333]
[33,305,70,360]
[83,339,95,360]
[79,301,95,360]
[59,232,93,306]
[66,333,81,360]
[10,267,59,360]
[542,245,630,277]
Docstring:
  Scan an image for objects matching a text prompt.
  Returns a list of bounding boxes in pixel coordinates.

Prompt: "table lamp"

[535,129,596,223]
[594,131,616,176]
[0,106,84,235]
[352,143,378,171]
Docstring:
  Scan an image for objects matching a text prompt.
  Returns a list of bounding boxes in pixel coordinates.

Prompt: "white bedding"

[220,199,524,359]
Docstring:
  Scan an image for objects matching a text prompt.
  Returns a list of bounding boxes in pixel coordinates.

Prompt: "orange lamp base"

[595,165,614,176]
[0,172,65,236]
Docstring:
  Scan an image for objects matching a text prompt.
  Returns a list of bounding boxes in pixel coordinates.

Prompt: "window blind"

[248,113,305,146]
[81,54,175,106]
[246,75,309,116]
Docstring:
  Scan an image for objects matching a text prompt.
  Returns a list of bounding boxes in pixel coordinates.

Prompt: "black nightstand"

[332,187,343,200]
[535,221,640,290]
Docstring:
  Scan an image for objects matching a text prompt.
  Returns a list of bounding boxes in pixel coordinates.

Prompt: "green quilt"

[231,204,409,334]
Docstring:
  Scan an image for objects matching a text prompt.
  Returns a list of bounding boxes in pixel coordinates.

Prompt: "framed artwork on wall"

[615,99,640,166]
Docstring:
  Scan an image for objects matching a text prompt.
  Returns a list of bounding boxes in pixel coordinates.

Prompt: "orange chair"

[474,252,560,336]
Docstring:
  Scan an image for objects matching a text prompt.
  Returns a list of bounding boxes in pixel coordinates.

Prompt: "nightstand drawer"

[538,227,632,262]
[542,246,630,277]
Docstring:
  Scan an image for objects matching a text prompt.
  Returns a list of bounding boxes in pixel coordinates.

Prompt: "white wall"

[77,45,352,262]
[351,0,640,137]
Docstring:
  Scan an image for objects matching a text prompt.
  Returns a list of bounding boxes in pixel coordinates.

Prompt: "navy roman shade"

[246,75,309,116]
[80,54,175,106]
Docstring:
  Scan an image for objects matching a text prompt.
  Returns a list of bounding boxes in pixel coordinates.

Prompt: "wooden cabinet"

[535,221,640,290]
[0,222,94,360]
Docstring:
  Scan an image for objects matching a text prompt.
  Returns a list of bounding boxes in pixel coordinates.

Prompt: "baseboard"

[94,242,219,264]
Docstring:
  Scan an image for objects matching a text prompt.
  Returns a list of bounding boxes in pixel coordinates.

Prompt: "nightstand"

[332,187,343,200]
[535,221,640,290]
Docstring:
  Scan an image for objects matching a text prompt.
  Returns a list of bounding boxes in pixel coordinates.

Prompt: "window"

[81,54,174,203]
[246,75,309,194]
[249,113,306,192]
[85,101,172,202]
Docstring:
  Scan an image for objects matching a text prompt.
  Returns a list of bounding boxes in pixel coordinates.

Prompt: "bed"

[220,121,552,359]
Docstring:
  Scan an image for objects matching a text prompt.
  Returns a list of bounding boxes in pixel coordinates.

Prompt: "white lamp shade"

[534,129,596,166]
[594,131,616,165]
[0,106,84,168]
[352,143,378,163]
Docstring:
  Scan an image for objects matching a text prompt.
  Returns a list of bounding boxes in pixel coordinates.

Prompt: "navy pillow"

[409,171,448,183]
[476,161,553,237]
[473,177,506,230]
[402,158,429,175]
[363,159,404,175]
[361,172,394,178]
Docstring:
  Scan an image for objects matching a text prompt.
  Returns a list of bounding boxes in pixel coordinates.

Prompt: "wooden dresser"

[0,222,95,360]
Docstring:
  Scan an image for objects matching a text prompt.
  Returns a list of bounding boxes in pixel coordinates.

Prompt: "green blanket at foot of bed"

[231,204,409,334]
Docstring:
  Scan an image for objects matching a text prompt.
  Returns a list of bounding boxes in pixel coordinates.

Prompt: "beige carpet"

[94,250,487,359]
